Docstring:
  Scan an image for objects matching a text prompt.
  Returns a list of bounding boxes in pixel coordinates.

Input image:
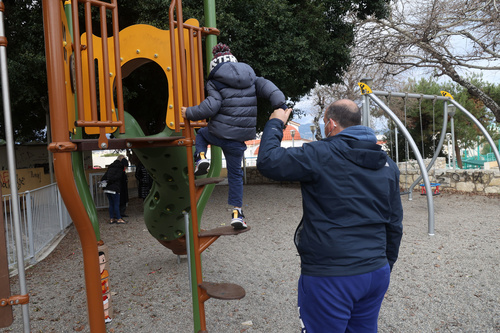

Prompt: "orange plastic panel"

[80,19,202,134]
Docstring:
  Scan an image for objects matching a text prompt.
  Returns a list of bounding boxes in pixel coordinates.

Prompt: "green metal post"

[189,1,220,332]
[198,0,221,215]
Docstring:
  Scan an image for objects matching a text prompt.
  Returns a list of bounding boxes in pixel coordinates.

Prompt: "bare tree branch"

[356,0,500,120]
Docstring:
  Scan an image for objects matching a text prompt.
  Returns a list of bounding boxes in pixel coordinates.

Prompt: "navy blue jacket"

[186,62,287,142]
[257,119,403,276]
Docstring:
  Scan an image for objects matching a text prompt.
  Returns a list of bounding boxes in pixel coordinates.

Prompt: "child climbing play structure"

[38,0,248,332]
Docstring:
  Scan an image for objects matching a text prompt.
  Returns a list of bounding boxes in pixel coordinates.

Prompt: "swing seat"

[420,183,440,196]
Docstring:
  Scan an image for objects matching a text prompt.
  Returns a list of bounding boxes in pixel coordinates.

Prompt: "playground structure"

[2,0,250,332]
[359,82,500,235]
[2,1,499,332]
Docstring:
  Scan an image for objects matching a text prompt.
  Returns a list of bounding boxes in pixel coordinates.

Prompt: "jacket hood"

[209,62,256,89]
[332,125,387,170]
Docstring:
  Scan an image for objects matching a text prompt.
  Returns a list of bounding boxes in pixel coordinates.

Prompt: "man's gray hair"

[325,100,361,128]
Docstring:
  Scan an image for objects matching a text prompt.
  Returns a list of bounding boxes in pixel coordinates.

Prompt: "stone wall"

[243,160,500,195]
[244,166,279,185]
[400,168,500,195]
[397,157,500,195]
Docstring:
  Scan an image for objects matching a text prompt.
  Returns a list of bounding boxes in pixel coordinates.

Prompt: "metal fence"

[88,172,108,209]
[2,183,72,272]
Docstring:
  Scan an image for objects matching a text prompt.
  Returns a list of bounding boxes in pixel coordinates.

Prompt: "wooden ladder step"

[199,282,245,300]
[199,225,250,237]
[194,177,225,187]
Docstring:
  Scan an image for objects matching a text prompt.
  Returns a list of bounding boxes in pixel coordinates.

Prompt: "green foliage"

[381,76,499,161]
[1,0,47,143]
[183,0,390,131]
[91,0,391,133]
[3,0,389,141]
[102,152,120,157]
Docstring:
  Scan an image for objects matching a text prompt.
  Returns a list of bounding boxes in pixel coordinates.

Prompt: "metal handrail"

[2,184,72,272]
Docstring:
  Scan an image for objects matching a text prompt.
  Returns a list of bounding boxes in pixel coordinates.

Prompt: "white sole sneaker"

[231,209,247,229]
[231,218,247,229]
[194,159,210,176]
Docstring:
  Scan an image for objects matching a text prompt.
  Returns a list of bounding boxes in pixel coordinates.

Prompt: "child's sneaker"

[194,152,210,176]
[230,208,247,229]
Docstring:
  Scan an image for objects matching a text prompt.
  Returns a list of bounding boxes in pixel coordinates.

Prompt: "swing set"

[359,81,500,236]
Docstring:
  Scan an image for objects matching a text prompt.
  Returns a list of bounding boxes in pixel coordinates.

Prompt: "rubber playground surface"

[4,184,500,332]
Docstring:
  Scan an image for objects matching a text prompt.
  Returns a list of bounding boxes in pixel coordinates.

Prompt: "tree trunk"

[454,143,463,169]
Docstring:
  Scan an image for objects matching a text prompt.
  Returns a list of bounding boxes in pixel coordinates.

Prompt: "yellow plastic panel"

[165,18,204,130]
[80,32,119,134]
[80,19,202,134]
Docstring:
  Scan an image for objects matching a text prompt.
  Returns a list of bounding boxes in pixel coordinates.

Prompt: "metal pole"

[184,212,192,290]
[450,108,457,169]
[366,93,435,235]
[446,133,453,169]
[395,127,399,164]
[371,90,453,101]
[450,99,500,165]
[360,78,373,127]
[0,1,30,329]
[362,94,370,127]
[408,101,450,190]
[26,191,35,265]
[243,155,247,185]
[46,111,54,183]
[57,186,64,230]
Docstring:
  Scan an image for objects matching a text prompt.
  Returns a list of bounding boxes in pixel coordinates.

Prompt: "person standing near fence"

[135,162,153,201]
[102,157,127,224]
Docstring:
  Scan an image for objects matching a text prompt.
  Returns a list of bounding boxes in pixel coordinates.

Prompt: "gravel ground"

[3,184,500,332]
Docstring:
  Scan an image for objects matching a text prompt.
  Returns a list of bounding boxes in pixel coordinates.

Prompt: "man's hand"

[269,108,293,123]
[181,107,187,119]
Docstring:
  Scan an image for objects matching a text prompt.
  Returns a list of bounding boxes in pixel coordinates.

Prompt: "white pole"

[0,1,30,329]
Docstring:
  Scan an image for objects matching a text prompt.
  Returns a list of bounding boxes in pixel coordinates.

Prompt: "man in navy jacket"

[257,100,403,332]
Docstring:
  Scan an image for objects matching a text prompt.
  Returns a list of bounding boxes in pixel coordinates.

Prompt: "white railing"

[2,183,72,272]
[88,172,108,209]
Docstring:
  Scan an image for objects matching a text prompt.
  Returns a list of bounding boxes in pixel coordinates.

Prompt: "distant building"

[186,122,313,168]
[244,121,312,167]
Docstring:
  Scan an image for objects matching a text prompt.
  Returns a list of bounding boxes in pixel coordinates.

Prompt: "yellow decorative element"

[358,82,372,95]
[80,20,203,134]
[440,91,454,99]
